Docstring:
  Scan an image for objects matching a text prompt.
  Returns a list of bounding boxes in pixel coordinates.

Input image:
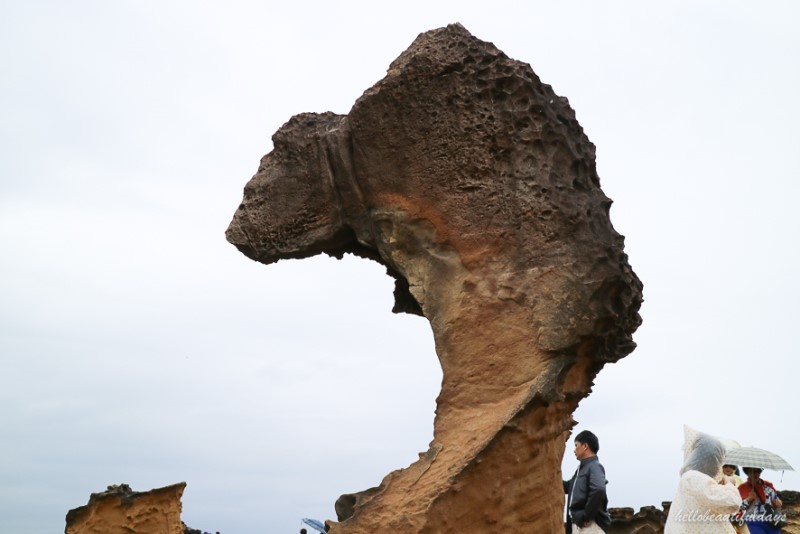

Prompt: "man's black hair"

[575,430,599,453]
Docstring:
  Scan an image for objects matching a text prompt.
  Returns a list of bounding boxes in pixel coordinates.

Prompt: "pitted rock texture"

[64,483,185,534]
[227,23,643,533]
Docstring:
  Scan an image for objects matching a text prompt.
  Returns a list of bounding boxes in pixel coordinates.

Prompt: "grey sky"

[1,1,798,533]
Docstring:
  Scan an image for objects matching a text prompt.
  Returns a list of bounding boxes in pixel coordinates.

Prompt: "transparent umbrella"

[724,446,794,471]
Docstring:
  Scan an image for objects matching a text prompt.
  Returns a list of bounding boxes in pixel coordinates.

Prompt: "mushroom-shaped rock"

[227,23,642,533]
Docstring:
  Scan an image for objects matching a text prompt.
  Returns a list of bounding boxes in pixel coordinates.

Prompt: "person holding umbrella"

[737,467,784,534]
[724,445,793,533]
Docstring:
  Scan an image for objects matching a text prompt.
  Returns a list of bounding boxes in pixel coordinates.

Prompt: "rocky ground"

[64,483,799,533]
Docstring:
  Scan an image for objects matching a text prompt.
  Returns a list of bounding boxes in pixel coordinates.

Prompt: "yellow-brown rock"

[64,483,185,534]
[226,23,643,532]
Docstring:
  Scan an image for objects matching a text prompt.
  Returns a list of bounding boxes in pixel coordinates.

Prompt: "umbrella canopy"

[302,518,327,533]
[724,446,794,471]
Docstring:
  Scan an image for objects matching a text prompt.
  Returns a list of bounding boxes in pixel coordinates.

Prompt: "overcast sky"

[1,2,798,533]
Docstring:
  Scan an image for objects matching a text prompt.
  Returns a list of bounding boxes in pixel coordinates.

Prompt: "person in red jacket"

[737,467,784,534]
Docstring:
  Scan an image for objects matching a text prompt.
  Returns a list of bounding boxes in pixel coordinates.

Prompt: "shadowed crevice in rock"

[227,23,642,533]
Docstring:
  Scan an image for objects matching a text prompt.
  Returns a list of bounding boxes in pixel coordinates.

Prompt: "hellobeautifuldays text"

[674,509,786,525]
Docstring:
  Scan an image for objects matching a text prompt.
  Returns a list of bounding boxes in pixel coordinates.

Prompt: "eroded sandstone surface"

[226,23,643,532]
[64,483,185,534]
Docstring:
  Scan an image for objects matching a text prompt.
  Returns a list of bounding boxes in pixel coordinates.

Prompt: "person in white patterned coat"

[664,431,742,533]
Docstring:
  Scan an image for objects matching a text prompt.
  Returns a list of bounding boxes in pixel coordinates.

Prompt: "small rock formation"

[607,505,668,534]
[227,23,643,532]
[64,483,186,534]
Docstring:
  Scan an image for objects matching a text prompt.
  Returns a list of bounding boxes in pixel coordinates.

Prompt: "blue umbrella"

[301,518,327,533]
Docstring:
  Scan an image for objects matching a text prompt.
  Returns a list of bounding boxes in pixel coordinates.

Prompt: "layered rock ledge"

[226,23,643,532]
[65,483,186,534]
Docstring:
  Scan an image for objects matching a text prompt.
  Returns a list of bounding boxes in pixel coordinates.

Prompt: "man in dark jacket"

[563,430,610,533]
